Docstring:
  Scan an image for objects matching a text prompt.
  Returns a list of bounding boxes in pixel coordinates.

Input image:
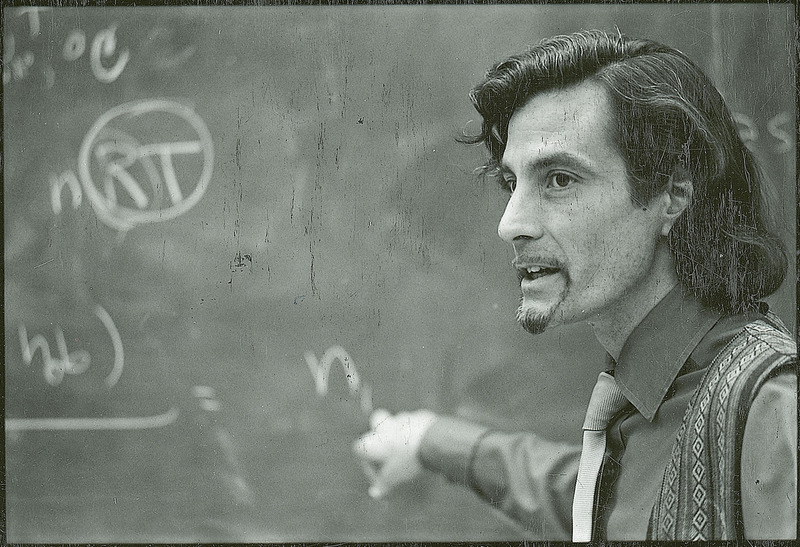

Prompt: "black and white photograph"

[3,2,796,542]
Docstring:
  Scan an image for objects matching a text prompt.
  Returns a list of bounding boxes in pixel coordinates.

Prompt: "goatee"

[516,297,552,335]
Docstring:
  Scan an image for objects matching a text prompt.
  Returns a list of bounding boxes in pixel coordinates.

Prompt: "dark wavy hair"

[462,29,787,314]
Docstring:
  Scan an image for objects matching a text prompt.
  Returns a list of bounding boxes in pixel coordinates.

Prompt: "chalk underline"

[5,407,179,431]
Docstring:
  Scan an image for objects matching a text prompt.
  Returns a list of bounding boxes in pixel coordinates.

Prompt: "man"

[353,30,797,541]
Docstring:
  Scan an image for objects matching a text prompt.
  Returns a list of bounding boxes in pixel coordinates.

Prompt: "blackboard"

[4,4,796,542]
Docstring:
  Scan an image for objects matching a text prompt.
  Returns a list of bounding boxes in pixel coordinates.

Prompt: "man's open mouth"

[517,265,560,282]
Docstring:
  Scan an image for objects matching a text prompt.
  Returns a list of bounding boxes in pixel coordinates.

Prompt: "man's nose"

[497,190,544,243]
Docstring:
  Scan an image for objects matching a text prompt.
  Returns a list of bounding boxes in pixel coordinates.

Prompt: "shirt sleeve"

[418,415,581,540]
[740,370,797,540]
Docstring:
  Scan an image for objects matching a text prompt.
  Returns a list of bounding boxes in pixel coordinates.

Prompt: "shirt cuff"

[418,415,491,487]
[741,371,797,539]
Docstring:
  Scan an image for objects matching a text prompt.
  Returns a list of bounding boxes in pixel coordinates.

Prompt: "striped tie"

[572,371,630,542]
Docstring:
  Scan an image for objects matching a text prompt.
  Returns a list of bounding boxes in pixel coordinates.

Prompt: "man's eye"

[500,177,516,193]
[547,172,576,189]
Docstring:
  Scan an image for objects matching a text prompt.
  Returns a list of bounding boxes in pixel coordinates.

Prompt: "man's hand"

[352,408,438,499]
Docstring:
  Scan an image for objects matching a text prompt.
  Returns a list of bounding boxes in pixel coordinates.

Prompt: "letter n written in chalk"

[50,170,83,214]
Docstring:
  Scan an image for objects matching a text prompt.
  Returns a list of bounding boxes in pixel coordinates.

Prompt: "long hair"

[463,29,787,314]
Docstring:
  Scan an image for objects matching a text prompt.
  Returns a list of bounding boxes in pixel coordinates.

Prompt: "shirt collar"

[612,285,722,422]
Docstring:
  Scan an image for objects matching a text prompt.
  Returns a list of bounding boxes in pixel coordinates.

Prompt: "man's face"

[497,81,669,334]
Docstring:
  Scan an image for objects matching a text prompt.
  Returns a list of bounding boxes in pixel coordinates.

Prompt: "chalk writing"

[193,385,221,412]
[3,34,15,85]
[4,8,129,86]
[49,170,83,214]
[75,99,214,231]
[5,407,179,432]
[63,29,86,62]
[18,325,91,386]
[3,33,36,85]
[89,24,130,83]
[96,304,125,387]
[16,7,47,37]
[18,304,124,388]
[304,345,373,415]
[734,111,794,154]
[358,382,373,417]
[766,111,793,154]
[2,6,47,85]
[147,26,197,72]
[192,385,255,506]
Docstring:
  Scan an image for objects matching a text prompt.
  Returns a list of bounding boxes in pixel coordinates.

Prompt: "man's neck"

[589,272,680,362]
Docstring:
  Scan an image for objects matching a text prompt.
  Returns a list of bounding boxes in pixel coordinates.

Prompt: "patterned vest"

[648,314,797,540]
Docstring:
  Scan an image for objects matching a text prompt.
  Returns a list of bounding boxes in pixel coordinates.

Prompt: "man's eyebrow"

[500,151,599,177]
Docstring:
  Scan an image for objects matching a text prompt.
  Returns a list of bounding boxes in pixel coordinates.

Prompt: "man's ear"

[660,168,693,236]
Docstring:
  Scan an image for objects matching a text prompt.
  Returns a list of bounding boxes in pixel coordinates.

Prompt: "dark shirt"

[418,287,797,540]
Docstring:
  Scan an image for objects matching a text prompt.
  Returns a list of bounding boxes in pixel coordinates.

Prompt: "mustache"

[511,255,567,271]
[512,255,569,284]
